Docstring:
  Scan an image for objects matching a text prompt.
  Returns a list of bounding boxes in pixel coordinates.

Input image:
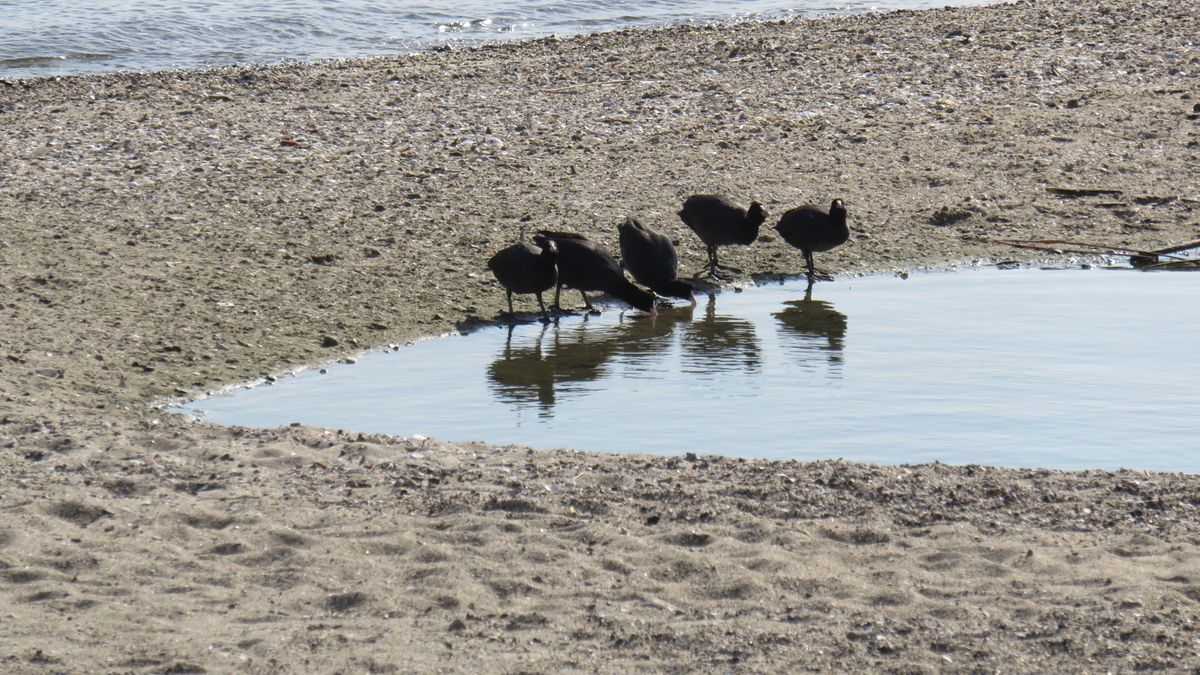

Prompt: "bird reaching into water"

[617,217,696,307]
[677,194,768,278]
[773,199,849,281]
[487,239,559,322]
[533,230,657,315]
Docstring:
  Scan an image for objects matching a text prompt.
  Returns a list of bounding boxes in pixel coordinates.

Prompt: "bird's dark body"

[487,241,558,320]
[534,230,656,313]
[774,199,850,278]
[488,242,557,295]
[677,194,767,274]
[617,218,693,302]
[678,194,764,247]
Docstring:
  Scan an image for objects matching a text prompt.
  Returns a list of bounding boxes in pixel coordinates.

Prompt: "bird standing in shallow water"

[773,199,849,281]
[677,194,768,278]
[617,217,696,307]
[533,230,657,316]
[487,239,558,322]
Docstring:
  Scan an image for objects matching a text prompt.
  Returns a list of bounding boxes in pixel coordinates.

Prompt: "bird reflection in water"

[487,292,766,414]
[485,307,676,414]
[487,301,746,415]
[485,323,557,415]
[680,294,761,375]
[773,280,847,375]
[608,304,695,368]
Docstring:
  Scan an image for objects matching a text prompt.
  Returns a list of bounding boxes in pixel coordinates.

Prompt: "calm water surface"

[1,0,1005,79]
[174,268,1200,473]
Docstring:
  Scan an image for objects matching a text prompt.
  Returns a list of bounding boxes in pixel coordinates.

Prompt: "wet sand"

[2,0,1199,670]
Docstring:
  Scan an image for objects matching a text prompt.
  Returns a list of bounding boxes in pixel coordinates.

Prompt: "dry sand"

[2,0,1199,670]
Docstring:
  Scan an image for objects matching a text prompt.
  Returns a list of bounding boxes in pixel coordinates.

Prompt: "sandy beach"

[2,0,1199,670]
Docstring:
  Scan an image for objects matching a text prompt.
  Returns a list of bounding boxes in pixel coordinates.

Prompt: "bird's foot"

[698,263,744,281]
[809,269,836,282]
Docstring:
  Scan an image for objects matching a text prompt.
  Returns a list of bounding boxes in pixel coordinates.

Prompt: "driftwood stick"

[1003,238,1134,252]
[1047,187,1124,197]
[965,236,1141,257]
[965,236,1193,261]
[1147,239,1200,256]
[1141,258,1200,270]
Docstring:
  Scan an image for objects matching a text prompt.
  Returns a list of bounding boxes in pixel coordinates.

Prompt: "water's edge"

[167,261,1200,473]
[2,0,1006,80]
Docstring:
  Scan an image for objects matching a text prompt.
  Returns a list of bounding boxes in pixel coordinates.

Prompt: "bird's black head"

[660,279,695,302]
[540,239,558,258]
[735,201,767,245]
[830,199,847,219]
[625,286,658,315]
[747,201,769,226]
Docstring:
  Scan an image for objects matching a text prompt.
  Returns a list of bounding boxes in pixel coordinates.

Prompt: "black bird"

[677,194,768,277]
[617,217,696,307]
[773,199,849,280]
[533,230,657,315]
[487,239,558,322]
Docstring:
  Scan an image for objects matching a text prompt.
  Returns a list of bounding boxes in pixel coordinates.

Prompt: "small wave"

[438,18,496,33]
[0,55,66,69]
[66,52,116,62]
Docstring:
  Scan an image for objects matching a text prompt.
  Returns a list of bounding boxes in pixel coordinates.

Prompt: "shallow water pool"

[173,267,1200,472]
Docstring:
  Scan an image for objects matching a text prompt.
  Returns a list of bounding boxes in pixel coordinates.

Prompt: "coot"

[533,231,656,315]
[617,217,696,306]
[773,199,849,280]
[677,194,768,277]
[487,239,559,322]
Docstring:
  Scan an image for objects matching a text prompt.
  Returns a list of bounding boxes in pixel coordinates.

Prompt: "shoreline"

[0,1,1011,83]
[2,0,1199,670]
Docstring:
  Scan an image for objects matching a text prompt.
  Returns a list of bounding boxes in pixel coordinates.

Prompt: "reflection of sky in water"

[175,268,1200,473]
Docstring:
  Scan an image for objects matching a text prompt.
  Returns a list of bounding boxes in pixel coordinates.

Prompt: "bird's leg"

[503,324,516,354]
[506,290,515,316]
[709,245,743,276]
[806,252,834,281]
[552,282,563,313]
[698,245,722,278]
[536,292,550,323]
[580,291,601,315]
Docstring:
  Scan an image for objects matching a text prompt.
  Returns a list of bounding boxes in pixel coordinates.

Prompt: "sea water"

[2,0,1005,79]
